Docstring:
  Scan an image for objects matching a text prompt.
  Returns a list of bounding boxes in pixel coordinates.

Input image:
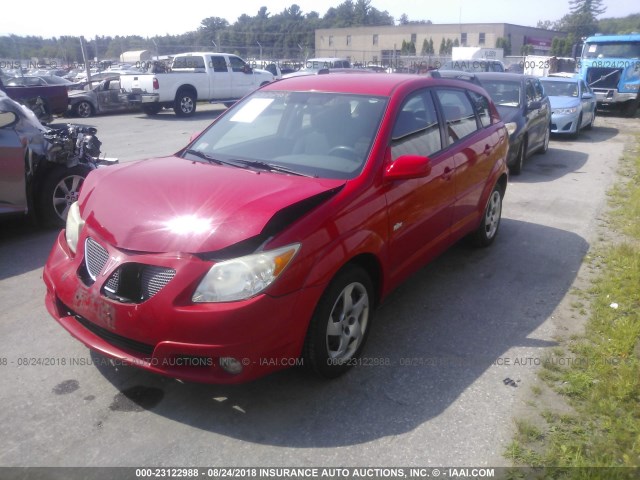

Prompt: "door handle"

[442,166,453,181]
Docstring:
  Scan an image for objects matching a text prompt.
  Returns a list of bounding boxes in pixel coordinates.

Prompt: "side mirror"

[384,154,432,181]
[582,92,594,99]
[243,65,253,74]
[0,111,18,128]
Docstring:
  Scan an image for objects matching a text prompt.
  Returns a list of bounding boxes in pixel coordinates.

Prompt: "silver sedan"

[540,75,597,138]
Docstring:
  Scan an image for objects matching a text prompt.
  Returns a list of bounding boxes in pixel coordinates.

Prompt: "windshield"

[185,90,387,180]
[582,41,640,59]
[540,80,579,97]
[478,80,522,107]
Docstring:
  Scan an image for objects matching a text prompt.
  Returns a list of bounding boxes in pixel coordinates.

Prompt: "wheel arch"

[300,231,386,308]
[175,85,198,101]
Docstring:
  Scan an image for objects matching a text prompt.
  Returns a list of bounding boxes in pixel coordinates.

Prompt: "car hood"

[548,96,580,109]
[68,89,93,98]
[79,156,345,254]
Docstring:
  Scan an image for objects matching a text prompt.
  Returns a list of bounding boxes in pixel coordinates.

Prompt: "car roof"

[264,72,489,97]
[539,76,579,83]
[471,72,536,82]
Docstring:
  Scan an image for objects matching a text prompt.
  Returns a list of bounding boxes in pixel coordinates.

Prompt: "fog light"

[219,357,243,375]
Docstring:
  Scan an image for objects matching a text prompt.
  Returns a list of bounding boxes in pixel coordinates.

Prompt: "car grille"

[85,237,109,281]
[141,266,176,299]
[586,67,622,89]
[82,237,176,303]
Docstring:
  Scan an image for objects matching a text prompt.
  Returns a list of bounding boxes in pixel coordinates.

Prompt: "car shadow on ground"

[511,147,588,183]
[0,217,60,281]
[550,125,618,144]
[130,107,227,122]
[86,218,588,448]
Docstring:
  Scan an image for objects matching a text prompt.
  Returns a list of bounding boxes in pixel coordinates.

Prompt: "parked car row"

[434,68,598,174]
[0,56,618,385]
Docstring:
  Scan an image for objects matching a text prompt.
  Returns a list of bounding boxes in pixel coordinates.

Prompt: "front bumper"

[592,89,638,105]
[43,229,323,384]
[550,112,579,135]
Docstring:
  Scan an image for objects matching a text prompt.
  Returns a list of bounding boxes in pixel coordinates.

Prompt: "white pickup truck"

[120,52,274,116]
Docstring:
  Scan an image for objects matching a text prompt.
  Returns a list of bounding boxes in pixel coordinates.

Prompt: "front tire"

[75,101,94,118]
[622,96,639,118]
[471,184,503,248]
[303,265,374,379]
[510,139,525,176]
[39,165,92,228]
[572,114,582,139]
[174,90,196,116]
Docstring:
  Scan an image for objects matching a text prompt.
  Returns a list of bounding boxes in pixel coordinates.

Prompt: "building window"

[411,33,417,44]
[479,33,486,45]
[329,36,334,46]
[373,34,378,46]
[461,32,467,45]
[347,35,351,46]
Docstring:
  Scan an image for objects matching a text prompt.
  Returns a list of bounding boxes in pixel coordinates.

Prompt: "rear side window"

[173,56,205,69]
[210,56,228,73]
[391,90,442,159]
[434,89,479,144]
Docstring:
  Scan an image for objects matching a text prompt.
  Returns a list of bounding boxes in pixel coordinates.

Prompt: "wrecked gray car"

[0,92,116,227]
[68,76,141,118]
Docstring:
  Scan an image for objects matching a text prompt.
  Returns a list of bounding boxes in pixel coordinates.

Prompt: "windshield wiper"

[233,159,316,177]
[184,149,246,168]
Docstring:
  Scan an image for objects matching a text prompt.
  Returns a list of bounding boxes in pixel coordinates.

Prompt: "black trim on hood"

[197,186,344,261]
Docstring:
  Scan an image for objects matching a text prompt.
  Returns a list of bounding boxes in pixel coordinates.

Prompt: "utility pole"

[79,36,91,83]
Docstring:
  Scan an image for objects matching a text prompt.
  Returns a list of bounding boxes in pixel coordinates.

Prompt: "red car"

[44,73,509,384]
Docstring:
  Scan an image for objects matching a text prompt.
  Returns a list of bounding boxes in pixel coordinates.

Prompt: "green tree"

[496,37,512,56]
[439,38,446,54]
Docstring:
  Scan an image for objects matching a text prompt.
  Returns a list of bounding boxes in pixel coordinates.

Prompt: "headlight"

[192,243,301,303]
[505,122,517,137]
[622,83,640,91]
[65,202,84,254]
[553,107,578,115]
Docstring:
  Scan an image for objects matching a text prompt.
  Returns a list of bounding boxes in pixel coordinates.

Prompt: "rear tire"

[471,184,503,248]
[174,90,196,117]
[537,124,550,154]
[303,265,374,379]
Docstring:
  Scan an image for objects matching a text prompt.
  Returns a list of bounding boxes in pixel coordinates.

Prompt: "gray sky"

[1,0,637,38]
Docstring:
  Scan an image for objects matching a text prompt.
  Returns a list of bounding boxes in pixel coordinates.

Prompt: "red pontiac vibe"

[43,73,509,384]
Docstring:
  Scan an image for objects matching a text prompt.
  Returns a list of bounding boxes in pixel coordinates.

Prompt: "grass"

[504,134,640,478]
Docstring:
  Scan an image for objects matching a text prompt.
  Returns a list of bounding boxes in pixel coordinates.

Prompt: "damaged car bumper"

[43,227,323,384]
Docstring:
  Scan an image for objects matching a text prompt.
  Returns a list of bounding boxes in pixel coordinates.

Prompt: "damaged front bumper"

[43,227,321,384]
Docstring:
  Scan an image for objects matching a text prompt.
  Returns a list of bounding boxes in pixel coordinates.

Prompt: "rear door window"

[434,89,480,144]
